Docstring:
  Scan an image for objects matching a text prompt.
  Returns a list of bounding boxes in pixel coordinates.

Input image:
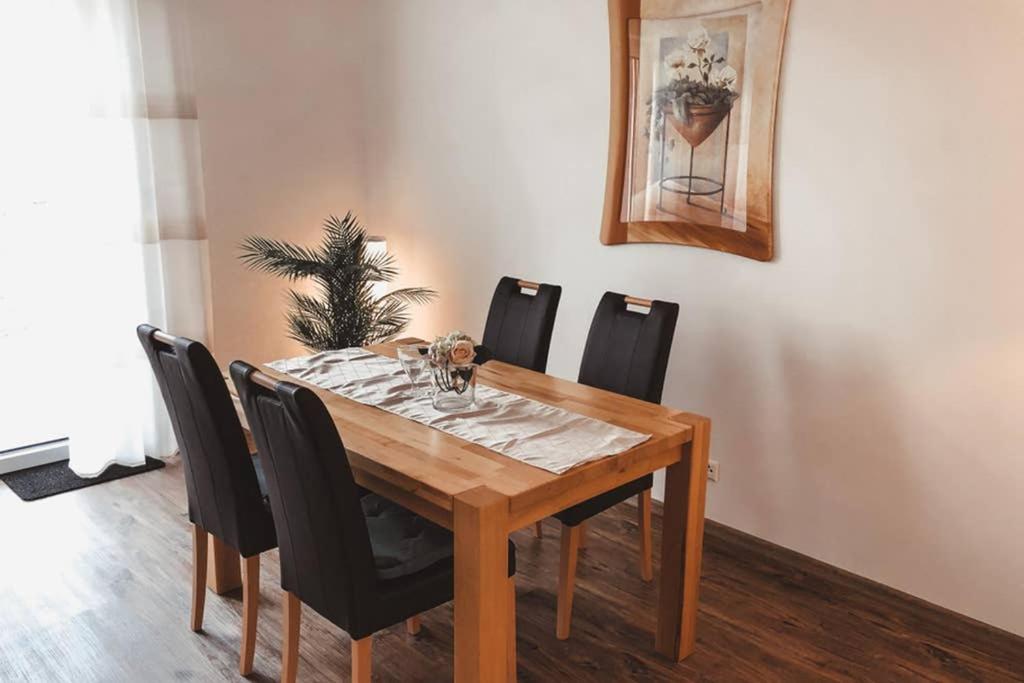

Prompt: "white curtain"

[0,0,209,476]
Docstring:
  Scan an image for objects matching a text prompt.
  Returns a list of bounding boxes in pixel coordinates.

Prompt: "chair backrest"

[230,361,376,630]
[482,276,562,373]
[577,293,679,404]
[137,325,270,554]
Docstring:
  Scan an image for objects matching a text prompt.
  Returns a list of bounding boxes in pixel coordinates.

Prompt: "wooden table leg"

[454,486,510,682]
[207,535,242,594]
[656,416,711,660]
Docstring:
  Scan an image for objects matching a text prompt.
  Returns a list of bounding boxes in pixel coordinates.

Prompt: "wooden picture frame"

[601,0,791,261]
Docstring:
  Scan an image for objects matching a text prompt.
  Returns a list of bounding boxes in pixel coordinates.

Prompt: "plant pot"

[666,100,732,148]
[431,362,477,413]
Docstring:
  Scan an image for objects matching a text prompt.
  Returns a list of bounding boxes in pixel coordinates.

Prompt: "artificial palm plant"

[239,212,436,351]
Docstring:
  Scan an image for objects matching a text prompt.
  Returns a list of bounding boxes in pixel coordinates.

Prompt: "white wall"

[358,0,1024,636]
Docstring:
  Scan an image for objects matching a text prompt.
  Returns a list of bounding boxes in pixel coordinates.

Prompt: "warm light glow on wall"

[366,236,388,300]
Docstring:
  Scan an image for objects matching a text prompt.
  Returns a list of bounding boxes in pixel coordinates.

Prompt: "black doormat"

[0,457,166,502]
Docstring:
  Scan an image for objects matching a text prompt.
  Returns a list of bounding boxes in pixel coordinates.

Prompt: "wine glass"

[397,344,429,397]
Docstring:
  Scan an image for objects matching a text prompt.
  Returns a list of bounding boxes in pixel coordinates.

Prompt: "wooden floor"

[1,457,1021,682]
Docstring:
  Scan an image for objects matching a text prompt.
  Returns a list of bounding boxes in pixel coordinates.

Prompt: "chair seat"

[554,473,653,528]
[361,494,516,580]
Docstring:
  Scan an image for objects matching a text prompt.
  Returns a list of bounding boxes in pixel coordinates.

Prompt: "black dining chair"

[482,276,562,374]
[230,361,519,683]
[548,292,679,640]
[137,325,276,676]
[483,276,564,536]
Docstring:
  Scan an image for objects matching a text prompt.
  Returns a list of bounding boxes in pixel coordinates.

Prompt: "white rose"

[665,48,689,70]
[427,337,446,364]
[686,27,709,52]
[664,48,690,81]
[449,339,476,366]
[713,65,738,90]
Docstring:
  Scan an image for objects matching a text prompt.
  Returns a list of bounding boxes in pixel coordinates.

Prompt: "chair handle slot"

[251,370,280,391]
[153,329,176,345]
[623,295,653,309]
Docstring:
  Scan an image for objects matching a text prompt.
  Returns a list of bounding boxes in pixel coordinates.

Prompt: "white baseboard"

[0,439,70,475]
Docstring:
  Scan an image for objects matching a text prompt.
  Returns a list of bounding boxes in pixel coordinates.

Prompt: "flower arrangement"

[428,331,478,410]
[648,26,740,140]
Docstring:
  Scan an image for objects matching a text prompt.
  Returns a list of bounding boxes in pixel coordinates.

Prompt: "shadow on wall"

[691,315,927,580]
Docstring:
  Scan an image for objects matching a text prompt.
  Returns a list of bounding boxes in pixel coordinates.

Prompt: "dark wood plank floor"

[1,457,1020,682]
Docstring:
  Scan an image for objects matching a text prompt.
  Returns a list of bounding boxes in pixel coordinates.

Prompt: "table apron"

[352,443,684,534]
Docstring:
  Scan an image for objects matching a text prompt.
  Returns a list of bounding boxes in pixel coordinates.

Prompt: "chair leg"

[507,577,517,683]
[190,524,208,632]
[352,636,372,683]
[556,524,581,640]
[639,489,653,582]
[239,554,260,676]
[534,521,543,538]
[406,615,421,635]
[578,521,588,549]
[282,592,301,683]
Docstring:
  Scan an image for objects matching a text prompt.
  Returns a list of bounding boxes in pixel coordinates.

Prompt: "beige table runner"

[266,348,651,474]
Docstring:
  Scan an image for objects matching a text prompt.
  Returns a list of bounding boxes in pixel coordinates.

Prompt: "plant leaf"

[378,287,438,306]
[238,236,325,280]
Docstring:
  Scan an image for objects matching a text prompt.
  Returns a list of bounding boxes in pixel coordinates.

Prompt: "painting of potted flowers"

[632,16,749,227]
[601,0,791,262]
[652,27,739,150]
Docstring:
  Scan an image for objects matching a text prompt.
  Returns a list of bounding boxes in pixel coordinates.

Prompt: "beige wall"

[190,0,1024,635]
[187,0,367,364]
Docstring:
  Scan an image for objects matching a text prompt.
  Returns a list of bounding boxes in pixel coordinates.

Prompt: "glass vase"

[430,362,477,413]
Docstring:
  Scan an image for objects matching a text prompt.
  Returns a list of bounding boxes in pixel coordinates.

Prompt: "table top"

[227,339,697,530]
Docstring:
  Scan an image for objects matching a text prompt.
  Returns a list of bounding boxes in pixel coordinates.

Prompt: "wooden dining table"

[211,339,711,682]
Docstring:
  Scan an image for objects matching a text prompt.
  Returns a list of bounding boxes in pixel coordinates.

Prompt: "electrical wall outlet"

[707,460,720,482]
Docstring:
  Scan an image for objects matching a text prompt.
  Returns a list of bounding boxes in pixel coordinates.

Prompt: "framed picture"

[601,0,791,261]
